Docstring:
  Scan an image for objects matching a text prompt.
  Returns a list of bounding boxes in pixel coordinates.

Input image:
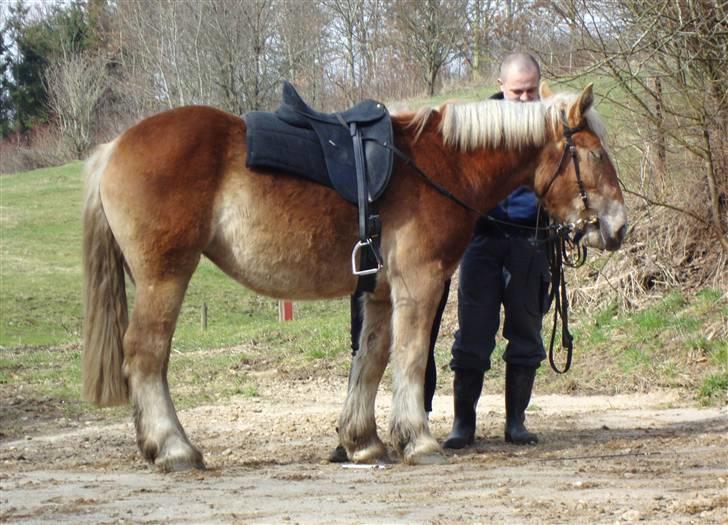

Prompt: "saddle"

[245,82,394,288]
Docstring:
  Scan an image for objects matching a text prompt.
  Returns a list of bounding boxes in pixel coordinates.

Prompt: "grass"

[2,162,726,415]
[700,374,728,405]
[1,162,86,346]
[553,289,728,402]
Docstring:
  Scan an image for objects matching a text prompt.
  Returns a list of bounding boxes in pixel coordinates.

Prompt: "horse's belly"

[206,172,358,300]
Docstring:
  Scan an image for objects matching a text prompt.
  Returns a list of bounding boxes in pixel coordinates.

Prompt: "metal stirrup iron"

[351,239,383,276]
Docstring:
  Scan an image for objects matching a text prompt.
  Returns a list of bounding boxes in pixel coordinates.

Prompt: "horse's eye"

[589,150,603,161]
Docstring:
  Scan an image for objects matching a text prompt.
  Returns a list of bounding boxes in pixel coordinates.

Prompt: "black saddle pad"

[244,82,394,205]
[245,111,330,189]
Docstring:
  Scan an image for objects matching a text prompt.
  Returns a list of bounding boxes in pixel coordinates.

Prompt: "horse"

[81,82,627,471]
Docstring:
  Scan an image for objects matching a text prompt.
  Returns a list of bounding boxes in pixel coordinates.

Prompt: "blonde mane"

[407,93,607,151]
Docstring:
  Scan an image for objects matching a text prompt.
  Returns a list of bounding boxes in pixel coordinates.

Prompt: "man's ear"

[539,81,554,99]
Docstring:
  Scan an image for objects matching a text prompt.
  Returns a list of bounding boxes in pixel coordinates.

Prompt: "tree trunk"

[652,76,666,196]
[702,126,728,251]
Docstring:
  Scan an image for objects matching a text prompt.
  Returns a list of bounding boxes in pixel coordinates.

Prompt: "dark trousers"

[450,231,549,373]
[351,280,450,412]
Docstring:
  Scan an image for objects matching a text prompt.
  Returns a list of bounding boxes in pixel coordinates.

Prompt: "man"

[443,53,550,449]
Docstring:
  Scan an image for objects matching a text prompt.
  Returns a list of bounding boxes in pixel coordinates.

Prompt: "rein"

[545,224,585,373]
[370,110,595,373]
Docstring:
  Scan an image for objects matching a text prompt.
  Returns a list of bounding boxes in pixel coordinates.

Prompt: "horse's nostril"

[603,223,627,251]
[617,223,627,242]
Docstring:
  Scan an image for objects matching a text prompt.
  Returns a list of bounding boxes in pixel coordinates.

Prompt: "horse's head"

[535,83,627,251]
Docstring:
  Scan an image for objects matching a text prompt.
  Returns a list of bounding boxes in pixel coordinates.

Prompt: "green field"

[0,139,726,434]
[0,162,351,350]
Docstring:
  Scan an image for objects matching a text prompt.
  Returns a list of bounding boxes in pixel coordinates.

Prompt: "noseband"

[539,110,598,240]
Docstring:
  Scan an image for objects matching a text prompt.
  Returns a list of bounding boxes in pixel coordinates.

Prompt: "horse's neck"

[442,143,541,214]
[394,114,541,214]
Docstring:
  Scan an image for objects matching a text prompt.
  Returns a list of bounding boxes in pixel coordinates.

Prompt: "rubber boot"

[328,444,348,463]
[504,364,539,445]
[443,369,484,449]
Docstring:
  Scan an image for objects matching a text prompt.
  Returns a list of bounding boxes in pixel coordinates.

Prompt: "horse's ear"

[539,81,554,99]
[577,83,594,115]
[569,83,594,125]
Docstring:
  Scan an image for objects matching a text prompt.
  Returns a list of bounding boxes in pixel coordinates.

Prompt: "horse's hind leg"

[125,273,204,472]
[338,291,392,463]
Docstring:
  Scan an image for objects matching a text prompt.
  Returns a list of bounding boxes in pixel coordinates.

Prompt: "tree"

[3,0,100,135]
[43,52,108,158]
[463,0,497,80]
[115,0,284,114]
[5,0,48,133]
[278,0,329,106]
[390,0,467,96]
[237,0,280,110]
[0,21,15,136]
[323,0,367,103]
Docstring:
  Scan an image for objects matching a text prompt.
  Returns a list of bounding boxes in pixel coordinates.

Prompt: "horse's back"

[114,105,245,182]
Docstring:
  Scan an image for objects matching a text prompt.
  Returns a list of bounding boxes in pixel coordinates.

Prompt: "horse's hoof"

[403,437,445,465]
[153,438,205,472]
[155,450,205,472]
[404,450,448,465]
[348,438,388,464]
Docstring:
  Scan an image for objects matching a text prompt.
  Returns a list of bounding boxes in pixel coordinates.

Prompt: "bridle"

[538,110,599,244]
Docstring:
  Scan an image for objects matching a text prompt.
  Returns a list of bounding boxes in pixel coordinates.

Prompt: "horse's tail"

[82,140,129,406]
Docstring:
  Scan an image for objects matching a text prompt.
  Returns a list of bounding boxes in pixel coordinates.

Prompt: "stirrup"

[351,239,383,276]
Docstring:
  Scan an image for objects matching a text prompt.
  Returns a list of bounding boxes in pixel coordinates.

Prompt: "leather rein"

[372,109,596,373]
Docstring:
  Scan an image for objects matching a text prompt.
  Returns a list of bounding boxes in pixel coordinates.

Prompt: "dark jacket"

[488,186,540,225]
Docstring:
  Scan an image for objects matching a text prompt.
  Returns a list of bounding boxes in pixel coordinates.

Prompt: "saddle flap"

[307,118,393,203]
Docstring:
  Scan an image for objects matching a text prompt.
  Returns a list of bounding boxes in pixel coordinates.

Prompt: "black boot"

[505,364,538,445]
[328,444,348,463]
[443,369,484,449]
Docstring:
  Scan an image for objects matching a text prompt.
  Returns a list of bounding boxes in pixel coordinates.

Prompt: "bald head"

[497,53,541,102]
[499,53,541,80]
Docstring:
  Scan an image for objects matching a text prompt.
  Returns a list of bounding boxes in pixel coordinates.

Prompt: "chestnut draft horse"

[82,83,627,471]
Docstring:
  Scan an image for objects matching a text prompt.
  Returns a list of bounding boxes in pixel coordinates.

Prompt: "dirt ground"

[1,377,727,525]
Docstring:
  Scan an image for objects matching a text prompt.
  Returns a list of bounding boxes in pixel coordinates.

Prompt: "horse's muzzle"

[583,203,627,251]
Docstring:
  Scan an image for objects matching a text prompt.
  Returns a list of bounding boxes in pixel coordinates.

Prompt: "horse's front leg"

[338,291,392,463]
[389,275,446,465]
[125,277,205,472]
